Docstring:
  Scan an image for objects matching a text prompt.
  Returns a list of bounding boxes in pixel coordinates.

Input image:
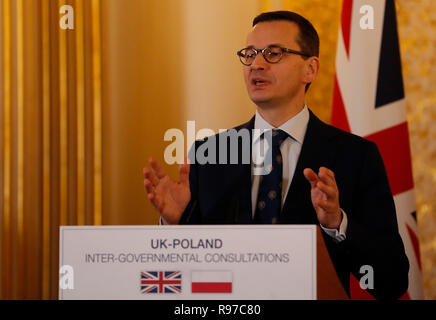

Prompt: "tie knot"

[271,129,288,147]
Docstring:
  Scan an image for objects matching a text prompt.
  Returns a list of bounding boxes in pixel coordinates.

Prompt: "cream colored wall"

[102,0,262,225]
[182,0,260,131]
[102,0,187,225]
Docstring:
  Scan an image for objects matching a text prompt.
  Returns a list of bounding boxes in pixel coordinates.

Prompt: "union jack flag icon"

[140,271,182,294]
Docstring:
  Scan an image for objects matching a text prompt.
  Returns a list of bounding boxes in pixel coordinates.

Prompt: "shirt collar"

[253,104,309,144]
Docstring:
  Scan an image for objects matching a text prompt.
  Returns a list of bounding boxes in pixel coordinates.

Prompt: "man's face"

[243,21,309,108]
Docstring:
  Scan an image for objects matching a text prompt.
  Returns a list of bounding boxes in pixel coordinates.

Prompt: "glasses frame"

[236,45,311,66]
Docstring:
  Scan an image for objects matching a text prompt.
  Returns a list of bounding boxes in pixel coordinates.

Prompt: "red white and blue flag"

[140,271,182,294]
[331,0,423,299]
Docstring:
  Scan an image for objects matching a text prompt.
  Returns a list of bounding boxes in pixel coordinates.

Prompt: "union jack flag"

[332,0,423,299]
[140,271,182,294]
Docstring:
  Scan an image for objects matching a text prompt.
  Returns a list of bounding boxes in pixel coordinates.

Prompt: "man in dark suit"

[143,11,409,299]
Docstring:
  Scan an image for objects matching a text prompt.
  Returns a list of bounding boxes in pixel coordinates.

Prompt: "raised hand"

[143,157,191,224]
[303,166,342,229]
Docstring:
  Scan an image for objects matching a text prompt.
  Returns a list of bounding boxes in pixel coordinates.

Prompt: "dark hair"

[253,11,319,91]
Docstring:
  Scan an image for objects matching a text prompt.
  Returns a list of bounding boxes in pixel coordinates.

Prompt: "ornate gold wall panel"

[0,0,103,299]
[396,0,436,299]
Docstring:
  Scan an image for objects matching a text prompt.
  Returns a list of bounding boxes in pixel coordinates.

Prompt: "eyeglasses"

[236,45,310,66]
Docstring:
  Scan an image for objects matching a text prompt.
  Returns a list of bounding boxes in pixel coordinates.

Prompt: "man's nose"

[250,52,268,70]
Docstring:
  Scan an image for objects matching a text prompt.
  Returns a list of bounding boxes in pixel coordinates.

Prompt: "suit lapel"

[281,109,337,223]
[234,116,255,223]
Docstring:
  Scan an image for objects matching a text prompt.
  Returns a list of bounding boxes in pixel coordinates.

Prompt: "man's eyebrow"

[245,43,285,49]
[267,43,284,47]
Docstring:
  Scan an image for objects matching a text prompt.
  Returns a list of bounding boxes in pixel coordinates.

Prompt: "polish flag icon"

[191,271,233,293]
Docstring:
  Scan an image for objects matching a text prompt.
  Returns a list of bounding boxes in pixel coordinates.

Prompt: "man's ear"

[304,57,320,85]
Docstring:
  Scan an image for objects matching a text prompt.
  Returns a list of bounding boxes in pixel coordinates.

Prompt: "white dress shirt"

[250,105,347,242]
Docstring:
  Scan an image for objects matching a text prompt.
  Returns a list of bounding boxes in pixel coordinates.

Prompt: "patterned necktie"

[253,129,288,224]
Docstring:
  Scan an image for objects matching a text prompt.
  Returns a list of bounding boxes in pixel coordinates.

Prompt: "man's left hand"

[303,167,342,229]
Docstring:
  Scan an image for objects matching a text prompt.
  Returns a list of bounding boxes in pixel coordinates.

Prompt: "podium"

[316,227,349,299]
[59,225,349,300]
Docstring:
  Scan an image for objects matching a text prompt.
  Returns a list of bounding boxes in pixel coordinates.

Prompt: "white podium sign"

[59,225,316,300]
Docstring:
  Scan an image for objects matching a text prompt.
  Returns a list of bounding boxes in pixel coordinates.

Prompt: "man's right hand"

[143,157,191,225]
